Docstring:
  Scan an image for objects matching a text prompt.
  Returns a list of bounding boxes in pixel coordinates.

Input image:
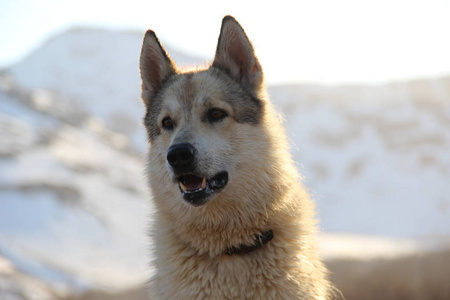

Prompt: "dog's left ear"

[213,16,263,93]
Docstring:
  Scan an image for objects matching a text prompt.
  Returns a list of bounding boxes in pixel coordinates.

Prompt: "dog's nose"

[167,143,196,169]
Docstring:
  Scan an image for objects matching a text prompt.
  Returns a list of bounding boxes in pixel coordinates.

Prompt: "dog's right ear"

[140,30,177,106]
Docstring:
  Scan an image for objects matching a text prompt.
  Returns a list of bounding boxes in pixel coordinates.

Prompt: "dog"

[139,16,333,299]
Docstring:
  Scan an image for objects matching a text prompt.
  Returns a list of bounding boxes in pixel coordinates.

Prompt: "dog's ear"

[213,16,263,93]
[140,30,177,106]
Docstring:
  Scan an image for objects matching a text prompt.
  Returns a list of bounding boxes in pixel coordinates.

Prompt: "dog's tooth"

[179,182,187,192]
[201,177,206,189]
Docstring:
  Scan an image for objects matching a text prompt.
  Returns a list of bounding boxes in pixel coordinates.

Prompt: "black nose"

[167,143,196,169]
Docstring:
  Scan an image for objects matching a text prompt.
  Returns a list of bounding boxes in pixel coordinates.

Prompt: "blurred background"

[1,0,450,299]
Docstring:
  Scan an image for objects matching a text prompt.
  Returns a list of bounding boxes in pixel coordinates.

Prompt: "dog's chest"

[154,253,300,300]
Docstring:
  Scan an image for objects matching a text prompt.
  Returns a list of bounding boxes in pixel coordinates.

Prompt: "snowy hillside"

[0,72,152,298]
[1,28,450,298]
[8,28,205,151]
[270,80,450,236]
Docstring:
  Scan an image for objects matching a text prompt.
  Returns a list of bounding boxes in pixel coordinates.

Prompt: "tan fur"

[141,16,332,299]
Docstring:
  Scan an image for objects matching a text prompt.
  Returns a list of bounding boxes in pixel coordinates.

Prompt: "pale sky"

[1,0,450,84]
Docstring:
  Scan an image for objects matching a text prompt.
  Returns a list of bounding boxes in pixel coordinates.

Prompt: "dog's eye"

[208,108,228,122]
[162,116,174,130]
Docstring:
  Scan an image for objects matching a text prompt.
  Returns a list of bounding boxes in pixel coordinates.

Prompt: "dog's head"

[140,16,268,207]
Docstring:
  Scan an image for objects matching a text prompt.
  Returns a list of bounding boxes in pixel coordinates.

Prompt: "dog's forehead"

[162,71,228,106]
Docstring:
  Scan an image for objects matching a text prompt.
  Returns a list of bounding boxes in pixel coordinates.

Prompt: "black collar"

[224,229,274,256]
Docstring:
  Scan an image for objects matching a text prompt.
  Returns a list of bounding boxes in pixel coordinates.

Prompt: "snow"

[270,81,450,237]
[0,253,59,300]
[319,233,450,261]
[0,73,152,294]
[7,28,205,152]
[1,28,450,296]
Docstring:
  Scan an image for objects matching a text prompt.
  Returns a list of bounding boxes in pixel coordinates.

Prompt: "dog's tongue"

[180,174,205,191]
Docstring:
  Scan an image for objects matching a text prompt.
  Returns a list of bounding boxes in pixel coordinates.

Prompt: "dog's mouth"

[177,171,228,206]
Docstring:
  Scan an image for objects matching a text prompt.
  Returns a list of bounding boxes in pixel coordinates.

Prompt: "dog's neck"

[223,229,274,256]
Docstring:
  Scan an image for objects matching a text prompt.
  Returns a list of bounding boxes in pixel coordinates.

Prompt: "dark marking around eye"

[207,108,228,123]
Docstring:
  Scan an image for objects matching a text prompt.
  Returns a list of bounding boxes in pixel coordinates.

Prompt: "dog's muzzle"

[167,143,228,206]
